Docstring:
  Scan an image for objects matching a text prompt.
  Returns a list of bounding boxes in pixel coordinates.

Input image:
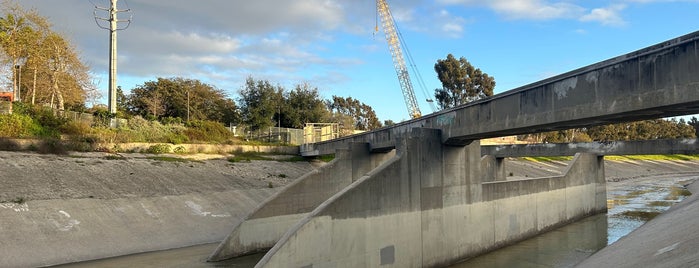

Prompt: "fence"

[62,110,95,125]
[239,124,340,145]
[303,123,339,144]
[243,127,305,145]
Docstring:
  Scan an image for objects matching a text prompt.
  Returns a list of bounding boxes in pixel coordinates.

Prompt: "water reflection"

[452,176,691,267]
[450,214,608,268]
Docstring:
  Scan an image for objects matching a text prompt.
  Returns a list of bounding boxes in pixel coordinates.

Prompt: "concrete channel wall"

[0,189,276,268]
[210,143,395,261]
[252,128,607,267]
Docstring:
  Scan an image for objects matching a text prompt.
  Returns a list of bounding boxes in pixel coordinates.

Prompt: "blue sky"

[15,0,699,122]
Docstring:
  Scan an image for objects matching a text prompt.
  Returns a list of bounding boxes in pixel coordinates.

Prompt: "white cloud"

[437,9,467,38]
[437,0,632,26]
[17,0,362,92]
[580,4,627,26]
[489,0,585,20]
[437,0,585,20]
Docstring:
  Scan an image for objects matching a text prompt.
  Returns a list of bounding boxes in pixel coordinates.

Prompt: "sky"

[13,0,699,123]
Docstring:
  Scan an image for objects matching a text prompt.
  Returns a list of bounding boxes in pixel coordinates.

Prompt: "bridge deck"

[302,30,699,156]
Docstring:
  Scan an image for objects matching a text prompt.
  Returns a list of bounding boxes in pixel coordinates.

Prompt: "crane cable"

[376,2,436,113]
[396,28,437,112]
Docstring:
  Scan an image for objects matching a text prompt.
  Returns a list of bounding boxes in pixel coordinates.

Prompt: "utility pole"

[94,0,132,115]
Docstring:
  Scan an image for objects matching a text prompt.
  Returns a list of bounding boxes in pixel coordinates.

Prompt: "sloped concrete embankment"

[0,190,274,267]
[576,180,699,268]
[0,152,314,268]
[210,143,395,261]
[254,129,606,267]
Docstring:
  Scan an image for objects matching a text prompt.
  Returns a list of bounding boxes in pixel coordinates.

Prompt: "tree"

[238,77,283,130]
[116,86,127,113]
[126,77,239,123]
[281,83,330,129]
[434,54,495,110]
[689,117,699,138]
[328,96,381,132]
[586,119,695,141]
[0,2,95,110]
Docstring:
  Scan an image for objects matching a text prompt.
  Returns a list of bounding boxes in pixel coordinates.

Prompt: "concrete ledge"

[0,138,299,155]
[482,139,699,158]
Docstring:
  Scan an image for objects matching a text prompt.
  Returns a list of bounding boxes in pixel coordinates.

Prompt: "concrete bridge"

[209,30,699,267]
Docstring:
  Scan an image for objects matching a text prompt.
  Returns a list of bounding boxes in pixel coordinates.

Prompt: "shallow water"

[54,176,693,268]
[451,175,693,267]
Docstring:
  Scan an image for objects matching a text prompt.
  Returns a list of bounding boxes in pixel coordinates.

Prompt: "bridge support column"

[253,128,606,267]
[481,155,506,182]
[209,142,394,261]
[255,128,482,267]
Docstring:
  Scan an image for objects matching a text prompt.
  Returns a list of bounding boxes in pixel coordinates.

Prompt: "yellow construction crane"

[375,0,423,119]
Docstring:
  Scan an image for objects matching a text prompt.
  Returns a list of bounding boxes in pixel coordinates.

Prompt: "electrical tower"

[93,0,132,114]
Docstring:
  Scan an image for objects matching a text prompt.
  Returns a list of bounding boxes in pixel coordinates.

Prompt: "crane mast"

[376,0,422,119]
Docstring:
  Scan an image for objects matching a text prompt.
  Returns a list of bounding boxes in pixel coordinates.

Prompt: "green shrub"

[146,144,172,154]
[60,120,92,136]
[173,146,187,154]
[165,132,189,144]
[10,104,69,138]
[104,154,126,160]
[11,197,25,204]
[92,108,114,128]
[184,120,233,143]
[0,114,42,138]
[35,138,67,155]
[160,117,183,125]
[0,138,21,151]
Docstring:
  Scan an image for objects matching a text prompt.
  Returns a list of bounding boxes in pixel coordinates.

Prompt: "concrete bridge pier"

[209,142,395,261]
[481,155,506,182]
[251,128,606,267]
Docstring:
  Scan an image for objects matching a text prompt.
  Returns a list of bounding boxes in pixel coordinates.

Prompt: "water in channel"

[54,175,694,268]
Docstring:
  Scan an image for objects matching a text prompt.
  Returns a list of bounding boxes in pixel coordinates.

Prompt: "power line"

[93,0,132,115]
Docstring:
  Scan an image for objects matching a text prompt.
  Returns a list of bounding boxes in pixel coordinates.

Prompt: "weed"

[0,138,21,151]
[268,182,274,188]
[104,155,126,160]
[282,156,307,162]
[318,154,335,162]
[278,173,287,178]
[647,201,674,207]
[11,197,25,204]
[146,156,200,163]
[227,152,272,162]
[618,210,661,221]
[36,139,67,155]
[173,146,187,154]
[145,144,172,154]
[666,186,692,200]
